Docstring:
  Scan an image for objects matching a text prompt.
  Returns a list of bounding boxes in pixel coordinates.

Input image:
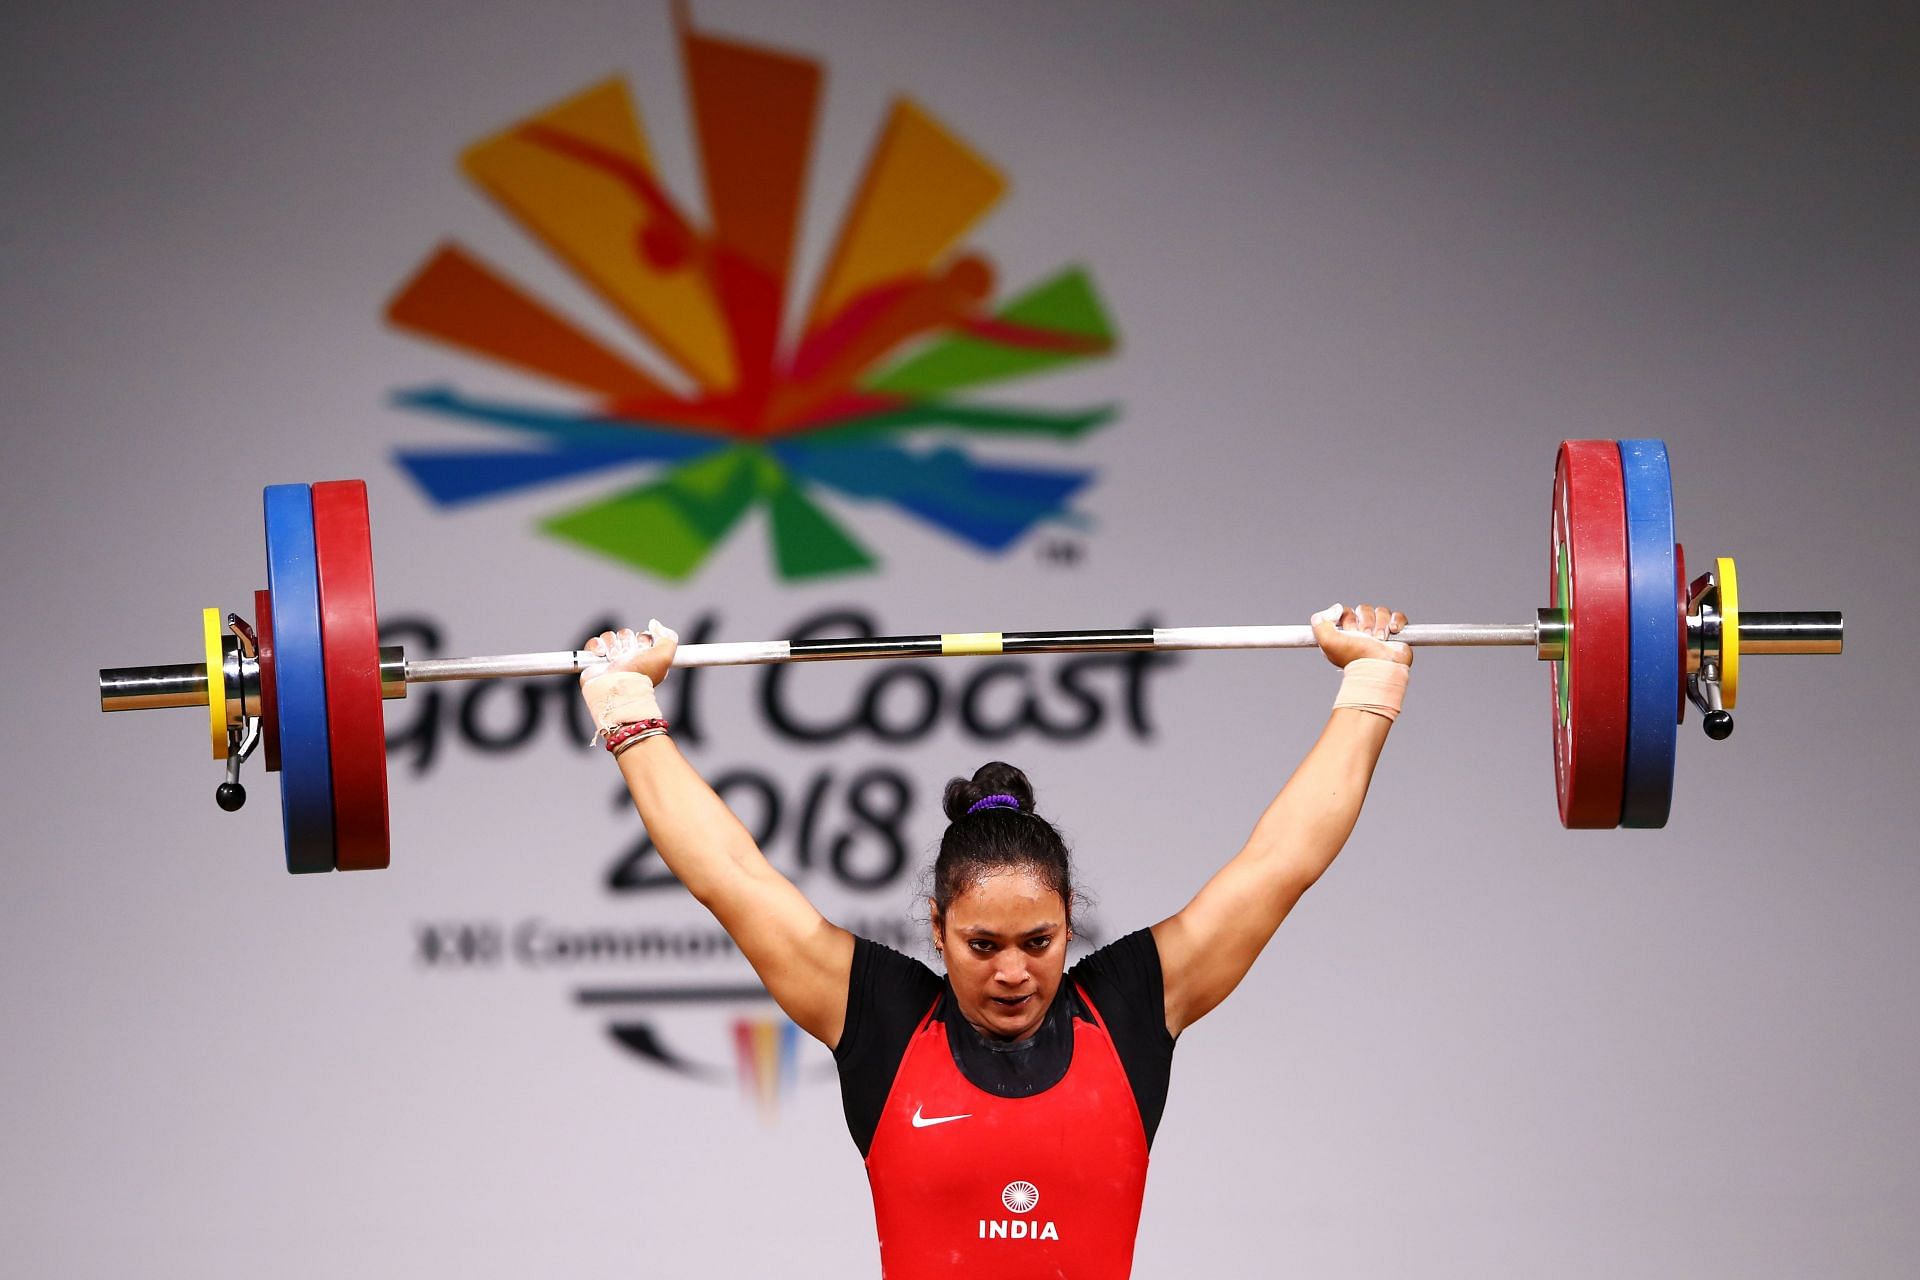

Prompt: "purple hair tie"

[967,793,1022,816]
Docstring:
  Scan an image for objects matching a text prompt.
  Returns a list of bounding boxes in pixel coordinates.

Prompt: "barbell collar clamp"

[1535,609,1567,662]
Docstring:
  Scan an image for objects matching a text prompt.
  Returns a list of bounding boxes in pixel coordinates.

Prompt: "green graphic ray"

[541,448,760,580]
[799,401,1116,446]
[756,456,877,579]
[864,266,1116,396]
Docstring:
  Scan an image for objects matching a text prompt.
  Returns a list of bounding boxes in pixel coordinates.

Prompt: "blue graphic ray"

[391,385,729,453]
[774,440,1093,552]
[780,1020,800,1097]
[394,446,681,506]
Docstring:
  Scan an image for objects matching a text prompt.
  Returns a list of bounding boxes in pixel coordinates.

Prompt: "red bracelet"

[603,718,670,753]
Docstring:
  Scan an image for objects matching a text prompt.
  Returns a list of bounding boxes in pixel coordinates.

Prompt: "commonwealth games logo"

[384,5,1120,581]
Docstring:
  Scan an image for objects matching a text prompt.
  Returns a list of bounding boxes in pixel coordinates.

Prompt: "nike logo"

[910,1105,972,1128]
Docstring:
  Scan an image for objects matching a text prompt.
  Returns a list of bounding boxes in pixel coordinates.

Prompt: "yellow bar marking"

[1716,556,1739,709]
[203,607,228,760]
[941,632,1003,656]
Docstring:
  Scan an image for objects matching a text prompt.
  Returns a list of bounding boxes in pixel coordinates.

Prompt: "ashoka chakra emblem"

[1002,1181,1040,1214]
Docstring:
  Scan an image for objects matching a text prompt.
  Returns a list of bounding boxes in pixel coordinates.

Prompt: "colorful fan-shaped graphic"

[733,1015,800,1120]
[383,5,1118,581]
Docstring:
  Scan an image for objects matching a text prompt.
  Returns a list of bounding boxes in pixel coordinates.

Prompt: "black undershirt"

[833,928,1176,1158]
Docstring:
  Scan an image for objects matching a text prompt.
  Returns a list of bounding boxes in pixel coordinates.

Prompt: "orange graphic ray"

[385,242,680,404]
[802,97,1007,336]
[754,1019,782,1112]
[461,78,738,394]
[733,1017,785,1117]
[681,7,821,427]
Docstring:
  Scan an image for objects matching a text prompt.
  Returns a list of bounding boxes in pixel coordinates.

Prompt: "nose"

[993,952,1029,987]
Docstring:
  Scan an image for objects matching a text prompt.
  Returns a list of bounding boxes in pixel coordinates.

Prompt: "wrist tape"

[1333,658,1409,722]
[583,672,664,740]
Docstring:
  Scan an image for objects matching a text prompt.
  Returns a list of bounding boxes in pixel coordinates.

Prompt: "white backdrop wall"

[5,1,1917,1275]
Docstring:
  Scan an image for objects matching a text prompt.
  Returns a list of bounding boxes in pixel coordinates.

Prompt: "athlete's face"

[932,867,1070,1043]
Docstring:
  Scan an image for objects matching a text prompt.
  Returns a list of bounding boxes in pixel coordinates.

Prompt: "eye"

[1025,936,1052,952]
[969,940,996,954]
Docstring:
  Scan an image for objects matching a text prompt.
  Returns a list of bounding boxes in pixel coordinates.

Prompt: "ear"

[928,898,944,954]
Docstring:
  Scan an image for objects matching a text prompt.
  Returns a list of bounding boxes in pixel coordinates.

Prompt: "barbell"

[98,439,1843,873]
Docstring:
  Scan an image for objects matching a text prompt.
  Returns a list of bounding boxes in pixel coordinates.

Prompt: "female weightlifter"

[578,602,1411,1278]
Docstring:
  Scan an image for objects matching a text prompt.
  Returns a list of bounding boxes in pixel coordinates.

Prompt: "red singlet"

[863,985,1151,1278]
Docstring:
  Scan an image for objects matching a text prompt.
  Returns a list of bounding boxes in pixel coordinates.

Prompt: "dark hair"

[933,762,1076,928]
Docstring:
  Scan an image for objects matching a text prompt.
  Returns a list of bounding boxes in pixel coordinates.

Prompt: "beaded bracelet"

[611,727,669,758]
[603,717,670,754]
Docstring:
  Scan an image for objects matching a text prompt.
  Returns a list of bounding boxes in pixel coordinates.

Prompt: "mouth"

[989,994,1034,1014]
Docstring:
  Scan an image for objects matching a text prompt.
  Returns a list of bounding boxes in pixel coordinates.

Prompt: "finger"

[1390,610,1407,634]
[578,635,613,685]
[1310,602,1344,630]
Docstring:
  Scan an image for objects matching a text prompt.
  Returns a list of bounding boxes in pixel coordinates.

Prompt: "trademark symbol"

[1039,539,1085,567]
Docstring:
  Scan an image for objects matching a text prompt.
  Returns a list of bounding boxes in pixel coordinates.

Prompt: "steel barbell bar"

[100,613,1842,714]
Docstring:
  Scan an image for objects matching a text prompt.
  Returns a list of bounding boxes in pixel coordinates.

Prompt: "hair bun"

[941,760,1037,822]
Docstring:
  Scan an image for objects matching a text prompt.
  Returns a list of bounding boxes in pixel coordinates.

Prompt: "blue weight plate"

[264,484,337,873]
[1617,439,1679,828]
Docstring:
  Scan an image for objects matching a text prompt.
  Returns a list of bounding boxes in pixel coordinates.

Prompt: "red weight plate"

[1674,543,1687,724]
[1549,441,1631,828]
[312,480,391,871]
[255,588,281,773]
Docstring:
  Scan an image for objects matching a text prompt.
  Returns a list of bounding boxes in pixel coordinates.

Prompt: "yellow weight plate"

[941,632,1004,656]
[203,607,228,760]
[1716,556,1739,709]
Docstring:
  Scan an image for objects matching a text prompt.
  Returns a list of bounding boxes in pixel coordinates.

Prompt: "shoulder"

[1068,928,1178,1148]
[850,935,942,996]
[837,936,942,1060]
[1068,927,1165,1007]
[834,936,944,1158]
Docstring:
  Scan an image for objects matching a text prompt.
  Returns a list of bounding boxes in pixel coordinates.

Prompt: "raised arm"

[582,624,855,1049]
[1151,603,1410,1038]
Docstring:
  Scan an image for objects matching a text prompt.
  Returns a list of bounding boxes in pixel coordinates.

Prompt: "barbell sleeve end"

[99,664,209,713]
[1737,612,1844,656]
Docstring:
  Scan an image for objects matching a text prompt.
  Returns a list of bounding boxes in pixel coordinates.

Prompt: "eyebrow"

[959,923,1061,940]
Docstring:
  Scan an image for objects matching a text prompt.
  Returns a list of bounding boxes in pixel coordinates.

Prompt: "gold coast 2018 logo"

[384,5,1119,581]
